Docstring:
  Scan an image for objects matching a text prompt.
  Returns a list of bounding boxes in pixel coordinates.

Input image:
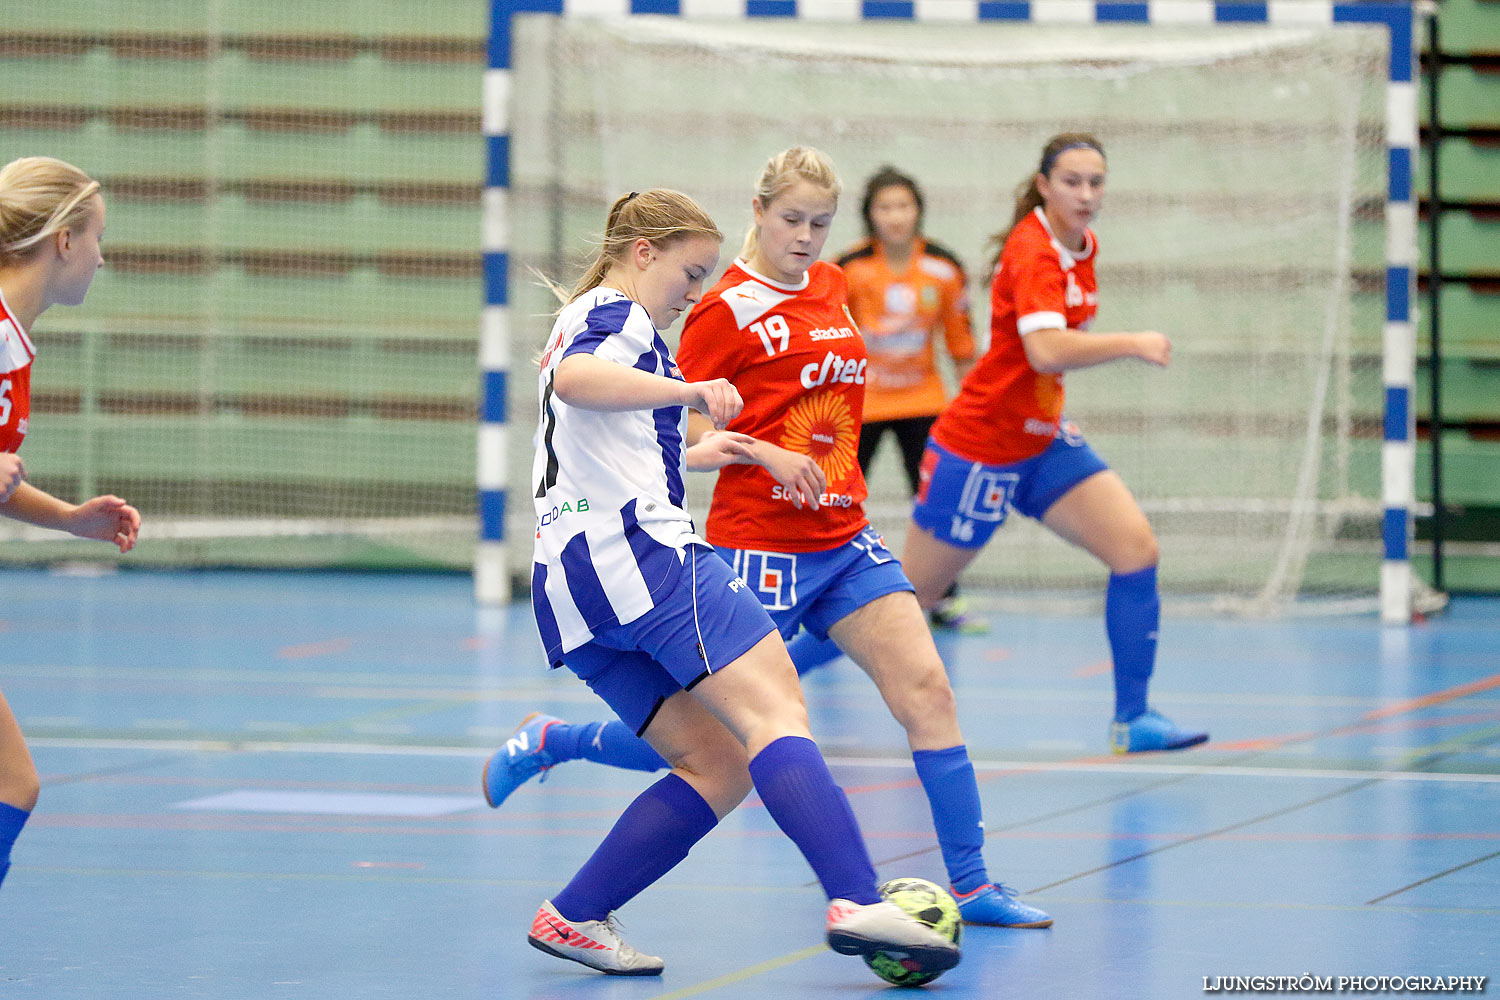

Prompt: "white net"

[507,14,1391,612]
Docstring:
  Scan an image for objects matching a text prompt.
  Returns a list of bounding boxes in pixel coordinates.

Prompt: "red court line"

[1214,705,1500,753]
[277,637,353,659]
[1362,672,1500,721]
[1072,659,1112,679]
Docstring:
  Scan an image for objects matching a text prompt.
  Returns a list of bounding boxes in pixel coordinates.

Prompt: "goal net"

[0,2,484,570]
[506,14,1391,614]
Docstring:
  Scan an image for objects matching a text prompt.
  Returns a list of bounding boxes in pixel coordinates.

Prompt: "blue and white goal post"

[478,0,1419,623]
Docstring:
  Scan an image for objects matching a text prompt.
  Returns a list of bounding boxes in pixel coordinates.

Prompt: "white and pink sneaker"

[825,898,961,972]
[527,899,664,976]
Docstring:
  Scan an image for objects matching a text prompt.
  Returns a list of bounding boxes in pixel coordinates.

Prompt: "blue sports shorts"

[561,545,776,736]
[715,525,914,643]
[911,425,1108,550]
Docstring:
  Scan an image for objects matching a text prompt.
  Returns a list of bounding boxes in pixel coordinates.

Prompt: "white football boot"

[825,898,961,972]
[527,900,664,976]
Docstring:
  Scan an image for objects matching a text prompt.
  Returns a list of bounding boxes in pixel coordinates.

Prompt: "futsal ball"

[862,877,962,987]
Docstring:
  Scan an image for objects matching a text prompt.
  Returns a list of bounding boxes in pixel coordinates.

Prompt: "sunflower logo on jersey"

[780,390,857,484]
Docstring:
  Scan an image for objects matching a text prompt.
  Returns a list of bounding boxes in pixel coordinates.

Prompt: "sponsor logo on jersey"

[1064,270,1098,309]
[536,497,591,529]
[780,391,858,482]
[808,325,857,341]
[799,351,866,390]
[770,485,855,508]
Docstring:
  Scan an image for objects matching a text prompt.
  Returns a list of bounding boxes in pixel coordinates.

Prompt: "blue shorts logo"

[959,468,1018,524]
[735,550,798,611]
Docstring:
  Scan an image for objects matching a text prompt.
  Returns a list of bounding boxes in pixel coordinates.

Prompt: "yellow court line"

[651,945,829,1000]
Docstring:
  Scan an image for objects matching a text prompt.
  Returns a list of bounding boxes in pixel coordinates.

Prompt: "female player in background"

[519,187,958,977]
[783,166,981,680]
[490,150,1051,930]
[0,155,142,888]
[900,133,1208,754]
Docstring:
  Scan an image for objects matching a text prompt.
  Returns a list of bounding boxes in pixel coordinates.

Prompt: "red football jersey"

[932,208,1098,465]
[0,287,35,454]
[676,259,870,552]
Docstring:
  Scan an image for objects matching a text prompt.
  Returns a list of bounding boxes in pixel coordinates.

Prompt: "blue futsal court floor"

[1,568,1496,998]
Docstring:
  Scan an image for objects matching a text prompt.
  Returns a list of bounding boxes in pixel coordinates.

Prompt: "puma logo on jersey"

[799,352,866,390]
[723,280,796,327]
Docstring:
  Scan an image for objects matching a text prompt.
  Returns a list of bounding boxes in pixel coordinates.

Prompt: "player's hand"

[0,453,24,504]
[759,444,827,511]
[685,378,743,430]
[1135,332,1171,367]
[68,494,142,553]
[686,431,758,472]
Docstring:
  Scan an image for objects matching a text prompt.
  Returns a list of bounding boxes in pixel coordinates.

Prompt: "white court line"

[27,737,1500,784]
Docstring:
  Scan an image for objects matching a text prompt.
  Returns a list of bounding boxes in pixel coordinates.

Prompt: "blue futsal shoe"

[483,712,562,807]
[951,883,1053,928]
[1109,708,1209,754]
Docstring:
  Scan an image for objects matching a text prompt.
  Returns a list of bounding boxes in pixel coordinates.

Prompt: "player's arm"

[553,354,742,429]
[1021,326,1170,374]
[0,480,141,553]
[0,453,23,504]
[1010,249,1169,374]
[684,412,826,510]
[940,270,978,382]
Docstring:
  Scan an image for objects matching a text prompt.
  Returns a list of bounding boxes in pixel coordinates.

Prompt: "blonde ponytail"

[0,156,101,263]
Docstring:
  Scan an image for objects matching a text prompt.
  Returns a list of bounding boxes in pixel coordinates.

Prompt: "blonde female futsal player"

[0,156,142,888]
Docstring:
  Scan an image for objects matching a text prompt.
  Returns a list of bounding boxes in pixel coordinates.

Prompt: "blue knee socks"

[547,720,667,772]
[551,772,716,923]
[0,801,30,889]
[912,745,989,893]
[784,632,842,676]
[748,736,879,904]
[1107,566,1159,723]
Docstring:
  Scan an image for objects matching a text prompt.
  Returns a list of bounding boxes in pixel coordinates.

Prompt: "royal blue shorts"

[911,425,1109,550]
[560,545,777,736]
[715,525,914,643]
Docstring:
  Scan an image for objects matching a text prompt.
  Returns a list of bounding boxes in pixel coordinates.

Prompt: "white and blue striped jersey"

[530,286,706,664]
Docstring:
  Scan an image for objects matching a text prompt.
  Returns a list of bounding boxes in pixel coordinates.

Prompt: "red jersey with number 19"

[0,287,35,454]
[932,207,1098,465]
[676,258,870,552]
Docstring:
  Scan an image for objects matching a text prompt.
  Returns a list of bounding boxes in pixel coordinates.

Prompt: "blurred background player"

[0,155,142,888]
[841,166,977,630]
[518,187,959,977]
[488,149,1051,929]
[900,133,1208,755]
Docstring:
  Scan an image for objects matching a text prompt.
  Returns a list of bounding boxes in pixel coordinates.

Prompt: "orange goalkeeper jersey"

[837,237,974,423]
